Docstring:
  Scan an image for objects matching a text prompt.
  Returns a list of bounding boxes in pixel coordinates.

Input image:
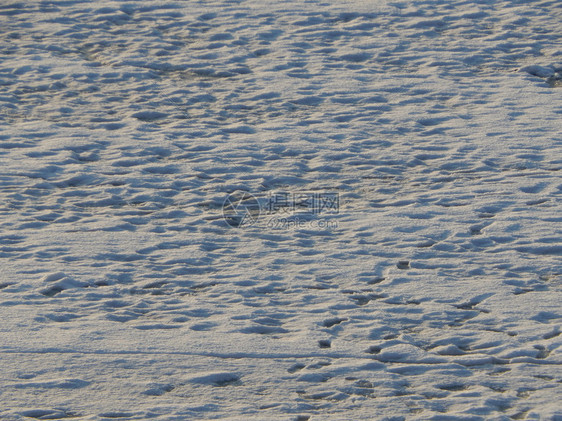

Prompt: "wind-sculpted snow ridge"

[1,0,561,419]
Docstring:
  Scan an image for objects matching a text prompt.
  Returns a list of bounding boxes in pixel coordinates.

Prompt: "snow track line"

[0,348,380,360]
[1,349,561,366]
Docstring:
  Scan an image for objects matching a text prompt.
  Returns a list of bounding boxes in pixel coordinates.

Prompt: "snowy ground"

[1,0,561,420]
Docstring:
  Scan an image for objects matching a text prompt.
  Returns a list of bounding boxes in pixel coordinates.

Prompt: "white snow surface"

[1,0,561,420]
